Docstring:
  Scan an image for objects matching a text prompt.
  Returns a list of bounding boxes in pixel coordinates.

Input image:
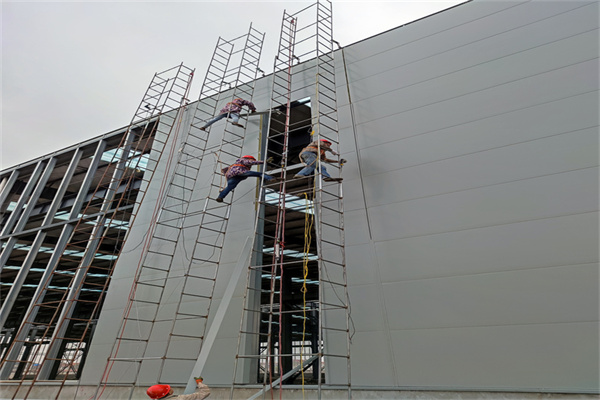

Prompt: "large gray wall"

[83,0,599,394]
[337,0,598,392]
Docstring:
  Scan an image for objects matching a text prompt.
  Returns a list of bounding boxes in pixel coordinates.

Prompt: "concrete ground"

[1,383,598,400]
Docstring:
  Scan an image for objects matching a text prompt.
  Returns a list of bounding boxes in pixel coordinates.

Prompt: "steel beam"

[183,237,253,394]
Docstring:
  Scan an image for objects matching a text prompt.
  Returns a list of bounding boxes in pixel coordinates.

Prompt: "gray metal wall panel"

[359,92,598,177]
[368,168,597,242]
[346,2,595,83]
[374,213,599,282]
[390,322,598,390]
[348,331,396,387]
[383,263,598,329]
[343,1,526,63]
[339,0,599,392]
[363,128,598,206]
[354,59,595,150]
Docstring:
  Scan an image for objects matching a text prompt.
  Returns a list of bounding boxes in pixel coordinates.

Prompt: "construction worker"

[216,155,274,202]
[294,139,345,182]
[146,376,210,400]
[200,98,256,130]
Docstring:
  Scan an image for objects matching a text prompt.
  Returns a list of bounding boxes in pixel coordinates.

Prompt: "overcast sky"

[1,0,464,170]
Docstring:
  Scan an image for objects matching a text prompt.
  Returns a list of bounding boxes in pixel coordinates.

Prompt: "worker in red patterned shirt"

[200,98,256,130]
[216,155,274,203]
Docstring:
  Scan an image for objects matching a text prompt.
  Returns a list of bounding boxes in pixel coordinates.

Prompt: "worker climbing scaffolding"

[200,97,257,130]
[294,138,346,182]
[231,1,352,399]
[216,155,275,202]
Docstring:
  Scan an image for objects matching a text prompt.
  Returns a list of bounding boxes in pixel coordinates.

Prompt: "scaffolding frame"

[231,1,351,399]
[93,25,265,400]
[0,63,195,400]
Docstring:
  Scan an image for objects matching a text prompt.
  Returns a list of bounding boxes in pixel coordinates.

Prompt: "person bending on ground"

[146,376,210,400]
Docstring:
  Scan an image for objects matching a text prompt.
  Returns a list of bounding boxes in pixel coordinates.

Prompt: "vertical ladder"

[0,63,195,400]
[94,25,265,400]
[312,2,352,398]
[232,1,351,399]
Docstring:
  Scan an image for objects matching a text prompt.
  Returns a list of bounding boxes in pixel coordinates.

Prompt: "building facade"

[1,0,598,398]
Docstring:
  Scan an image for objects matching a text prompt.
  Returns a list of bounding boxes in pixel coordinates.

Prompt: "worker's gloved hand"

[266,156,274,163]
[339,158,347,165]
[251,109,257,114]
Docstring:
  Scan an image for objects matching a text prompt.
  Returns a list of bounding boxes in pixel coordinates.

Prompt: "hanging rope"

[300,188,315,398]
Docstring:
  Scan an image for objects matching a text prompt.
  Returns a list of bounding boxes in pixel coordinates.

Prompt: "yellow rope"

[300,186,315,397]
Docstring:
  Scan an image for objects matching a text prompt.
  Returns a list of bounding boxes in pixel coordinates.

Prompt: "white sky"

[1,0,464,170]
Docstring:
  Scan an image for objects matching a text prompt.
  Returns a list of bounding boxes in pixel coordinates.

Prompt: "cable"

[300,190,315,399]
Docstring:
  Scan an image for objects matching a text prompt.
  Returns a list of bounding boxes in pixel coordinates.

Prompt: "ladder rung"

[176,312,207,318]
[109,356,161,361]
[190,257,220,264]
[320,238,344,247]
[185,274,215,281]
[191,242,223,251]
[141,265,171,273]
[321,301,348,309]
[319,259,345,267]
[146,249,176,257]
[124,318,156,323]
[118,337,149,342]
[322,353,350,358]
[321,326,348,333]
[149,233,179,244]
[181,293,212,300]
[194,225,225,235]
[169,333,204,339]
[136,281,166,289]
[131,299,160,305]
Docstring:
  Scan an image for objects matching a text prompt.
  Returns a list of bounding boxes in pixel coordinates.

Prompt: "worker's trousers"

[202,112,240,129]
[218,171,273,200]
[296,152,331,178]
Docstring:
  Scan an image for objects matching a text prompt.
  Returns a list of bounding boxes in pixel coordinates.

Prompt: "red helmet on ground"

[320,139,332,146]
[241,155,256,160]
[147,384,171,399]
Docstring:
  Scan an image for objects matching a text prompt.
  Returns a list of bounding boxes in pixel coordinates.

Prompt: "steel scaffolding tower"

[93,25,265,400]
[0,63,195,400]
[232,1,351,398]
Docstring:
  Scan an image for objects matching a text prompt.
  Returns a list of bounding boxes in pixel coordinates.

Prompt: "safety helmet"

[319,139,332,146]
[241,155,256,160]
[147,384,171,399]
